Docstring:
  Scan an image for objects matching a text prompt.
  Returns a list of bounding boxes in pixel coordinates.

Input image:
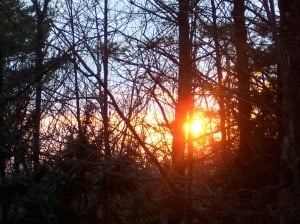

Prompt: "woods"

[0,0,299,223]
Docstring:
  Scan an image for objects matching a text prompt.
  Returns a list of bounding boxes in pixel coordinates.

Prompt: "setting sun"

[184,112,205,138]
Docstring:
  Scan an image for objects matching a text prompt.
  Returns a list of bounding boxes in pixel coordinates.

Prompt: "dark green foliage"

[0,0,35,181]
[0,0,35,57]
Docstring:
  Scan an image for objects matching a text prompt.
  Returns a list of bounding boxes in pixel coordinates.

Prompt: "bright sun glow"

[184,113,204,138]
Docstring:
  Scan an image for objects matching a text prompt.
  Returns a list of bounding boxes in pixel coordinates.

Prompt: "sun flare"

[184,113,204,138]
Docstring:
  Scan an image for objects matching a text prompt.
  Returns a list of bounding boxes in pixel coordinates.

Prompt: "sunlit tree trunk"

[169,0,193,223]
[232,0,252,168]
[172,0,193,182]
[278,1,300,223]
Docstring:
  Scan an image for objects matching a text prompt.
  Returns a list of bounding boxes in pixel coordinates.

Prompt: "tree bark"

[103,0,110,159]
[232,0,252,168]
[169,0,193,223]
[211,0,227,163]
[33,11,43,170]
[68,0,83,138]
[32,0,50,171]
[278,1,300,223]
[172,0,193,181]
[102,0,112,222]
[0,54,5,183]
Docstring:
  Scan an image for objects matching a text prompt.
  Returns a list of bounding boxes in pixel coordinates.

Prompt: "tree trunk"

[0,54,5,183]
[33,26,43,171]
[103,0,110,159]
[278,1,300,223]
[172,0,193,182]
[68,0,83,138]
[232,2,253,222]
[211,0,227,163]
[169,0,193,223]
[32,0,49,171]
[232,0,252,168]
[0,52,8,219]
[102,0,112,222]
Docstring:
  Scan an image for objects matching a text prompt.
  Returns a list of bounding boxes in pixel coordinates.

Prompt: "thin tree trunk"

[0,55,5,182]
[102,0,112,222]
[211,0,227,163]
[68,0,83,137]
[32,0,50,171]
[103,0,110,159]
[186,116,194,224]
[0,54,8,219]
